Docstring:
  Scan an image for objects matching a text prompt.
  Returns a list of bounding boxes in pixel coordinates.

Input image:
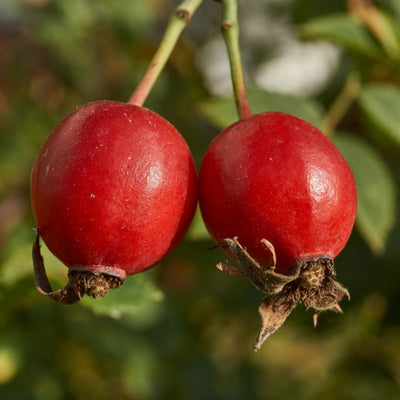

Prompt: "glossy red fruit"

[31,100,197,303]
[199,112,357,349]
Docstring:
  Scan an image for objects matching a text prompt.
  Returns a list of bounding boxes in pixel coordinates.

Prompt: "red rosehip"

[199,112,357,349]
[31,100,198,303]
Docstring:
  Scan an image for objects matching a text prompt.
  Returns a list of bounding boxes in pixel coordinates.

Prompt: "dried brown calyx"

[217,237,350,350]
[32,231,123,305]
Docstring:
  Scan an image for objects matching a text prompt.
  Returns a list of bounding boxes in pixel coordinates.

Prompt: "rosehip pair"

[31,104,356,348]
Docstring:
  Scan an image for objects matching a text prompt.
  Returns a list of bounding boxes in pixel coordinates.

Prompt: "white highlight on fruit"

[308,166,334,203]
[147,164,163,189]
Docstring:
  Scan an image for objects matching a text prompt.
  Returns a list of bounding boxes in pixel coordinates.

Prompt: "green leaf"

[378,10,400,58]
[333,133,396,254]
[0,240,65,287]
[186,206,210,241]
[0,239,69,309]
[300,14,383,58]
[0,244,33,287]
[358,84,400,150]
[391,0,400,20]
[200,87,324,130]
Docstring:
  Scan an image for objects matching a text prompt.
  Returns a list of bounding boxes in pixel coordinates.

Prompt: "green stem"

[129,0,204,107]
[321,71,360,137]
[220,0,252,119]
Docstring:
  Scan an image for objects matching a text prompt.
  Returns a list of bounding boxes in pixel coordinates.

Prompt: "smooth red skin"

[31,101,198,279]
[199,112,357,273]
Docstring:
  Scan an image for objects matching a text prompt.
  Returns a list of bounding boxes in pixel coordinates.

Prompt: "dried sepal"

[216,236,350,349]
[253,289,297,350]
[33,230,123,305]
[219,237,299,294]
[216,262,244,276]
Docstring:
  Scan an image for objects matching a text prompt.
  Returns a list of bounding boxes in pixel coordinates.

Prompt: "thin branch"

[129,0,204,106]
[220,0,252,119]
[321,72,361,137]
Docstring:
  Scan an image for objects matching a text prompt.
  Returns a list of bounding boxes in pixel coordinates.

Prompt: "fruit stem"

[128,0,204,107]
[321,71,360,137]
[220,0,252,119]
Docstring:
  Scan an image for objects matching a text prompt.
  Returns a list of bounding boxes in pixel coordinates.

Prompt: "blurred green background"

[1,0,400,399]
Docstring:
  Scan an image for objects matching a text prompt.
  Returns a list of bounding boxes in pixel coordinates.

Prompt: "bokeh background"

[1,0,400,399]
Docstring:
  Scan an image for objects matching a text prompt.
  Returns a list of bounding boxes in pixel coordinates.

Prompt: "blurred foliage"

[200,87,325,129]
[0,0,400,399]
[334,133,396,254]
